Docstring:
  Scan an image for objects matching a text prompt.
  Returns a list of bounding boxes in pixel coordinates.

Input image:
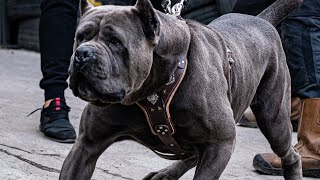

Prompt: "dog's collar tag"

[137,57,188,158]
[147,94,159,105]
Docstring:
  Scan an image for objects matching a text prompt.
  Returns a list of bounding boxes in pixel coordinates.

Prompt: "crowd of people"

[38,0,319,177]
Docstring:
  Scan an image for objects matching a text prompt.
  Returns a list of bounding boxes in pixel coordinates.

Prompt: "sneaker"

[40,98,76,143]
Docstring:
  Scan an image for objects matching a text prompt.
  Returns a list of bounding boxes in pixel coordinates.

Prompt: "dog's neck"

[130,12,191,103]
[154,12,191,60]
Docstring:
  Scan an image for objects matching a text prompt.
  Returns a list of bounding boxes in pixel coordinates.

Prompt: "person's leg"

[284,18,320,99]
[253,99,320,178]
[253,16,320,178]
[39,0,79,143]
[40,0,79,101]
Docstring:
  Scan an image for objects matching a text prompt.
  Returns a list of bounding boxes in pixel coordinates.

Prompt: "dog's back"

[203,0,303,119]
[207,14,283,120]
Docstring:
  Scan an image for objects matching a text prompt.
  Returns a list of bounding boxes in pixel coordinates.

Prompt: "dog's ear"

[135,0,160,45]
[80,0,94,16]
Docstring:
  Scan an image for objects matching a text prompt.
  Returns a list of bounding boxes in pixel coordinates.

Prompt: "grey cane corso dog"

[60,0,303,179]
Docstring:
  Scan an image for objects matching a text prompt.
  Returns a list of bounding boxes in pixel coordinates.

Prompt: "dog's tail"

[257,0,303,26]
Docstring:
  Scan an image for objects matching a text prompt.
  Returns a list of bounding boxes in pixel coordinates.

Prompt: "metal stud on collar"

[157,125,170,135]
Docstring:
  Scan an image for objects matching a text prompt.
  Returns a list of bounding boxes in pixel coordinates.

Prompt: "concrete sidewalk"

[0,49,314,180]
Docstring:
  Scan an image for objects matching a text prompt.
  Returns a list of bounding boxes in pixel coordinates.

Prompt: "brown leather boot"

[291,97,302,132]
[253,98,320,178]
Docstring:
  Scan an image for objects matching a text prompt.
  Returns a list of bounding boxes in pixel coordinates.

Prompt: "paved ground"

[0,49,315,180]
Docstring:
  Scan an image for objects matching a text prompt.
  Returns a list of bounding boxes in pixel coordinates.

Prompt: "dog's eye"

[77,33,85,42]
[109,37,121,46]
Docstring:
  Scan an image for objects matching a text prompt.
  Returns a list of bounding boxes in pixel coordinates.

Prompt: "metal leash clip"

[161,0,189,16]
[161,0,172,14]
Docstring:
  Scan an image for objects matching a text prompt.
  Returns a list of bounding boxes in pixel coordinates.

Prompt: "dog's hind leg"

[250,57,302,179]
[143,156,198,180]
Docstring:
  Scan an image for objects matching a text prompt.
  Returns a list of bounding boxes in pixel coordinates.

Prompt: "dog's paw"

[143,169,176,180]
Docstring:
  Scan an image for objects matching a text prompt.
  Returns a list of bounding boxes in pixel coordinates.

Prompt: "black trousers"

[39,0,79,100]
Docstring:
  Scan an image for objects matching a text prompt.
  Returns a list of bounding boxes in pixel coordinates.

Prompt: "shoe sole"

[253,157,283,176]
[39,125,76,144]
[46,136,76,143]
[253,157,320,178]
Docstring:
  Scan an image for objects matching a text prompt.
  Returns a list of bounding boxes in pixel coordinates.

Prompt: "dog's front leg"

[59,104,118,180]
[193,128,236,179]
[59,134,114,180]
[143,156,198,180]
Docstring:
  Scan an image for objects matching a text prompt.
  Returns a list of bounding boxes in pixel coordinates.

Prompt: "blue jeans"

[280,17,320,98]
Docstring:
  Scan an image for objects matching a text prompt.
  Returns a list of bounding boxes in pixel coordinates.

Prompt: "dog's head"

[69,0,161,105]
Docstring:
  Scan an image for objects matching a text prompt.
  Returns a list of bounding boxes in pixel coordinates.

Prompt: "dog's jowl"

[60,0,303,179]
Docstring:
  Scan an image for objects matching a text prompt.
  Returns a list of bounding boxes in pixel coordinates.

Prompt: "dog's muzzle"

[71,46,126,103]
[74,46,95,72]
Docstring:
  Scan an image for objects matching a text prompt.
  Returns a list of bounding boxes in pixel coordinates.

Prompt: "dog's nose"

[74,46,94,69]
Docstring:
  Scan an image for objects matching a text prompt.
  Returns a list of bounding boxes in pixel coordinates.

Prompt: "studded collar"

[136,56,189,159]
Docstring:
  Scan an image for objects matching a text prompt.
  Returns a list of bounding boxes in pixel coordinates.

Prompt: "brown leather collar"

[136,47,234,159]
[137,57,188,159]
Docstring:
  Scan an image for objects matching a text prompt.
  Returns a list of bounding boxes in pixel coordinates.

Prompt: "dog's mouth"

[70,73,125,106]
